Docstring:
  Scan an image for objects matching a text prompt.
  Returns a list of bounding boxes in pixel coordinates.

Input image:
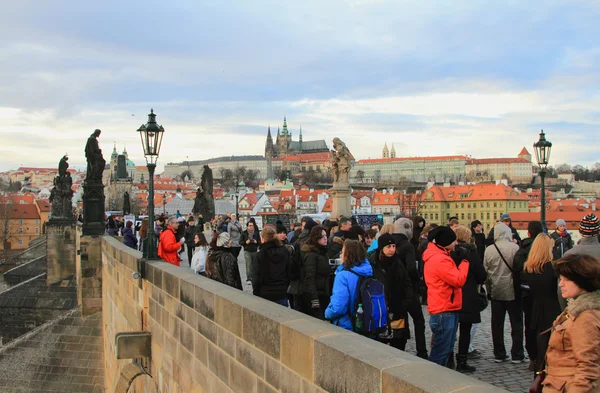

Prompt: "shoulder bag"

[493,243,521,298]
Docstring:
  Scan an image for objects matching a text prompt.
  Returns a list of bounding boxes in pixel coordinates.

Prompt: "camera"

[328,258,342,266]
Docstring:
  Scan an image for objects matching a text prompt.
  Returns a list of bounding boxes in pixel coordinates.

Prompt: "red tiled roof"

[422,184,529,202]
[357,155,467,164]
[0,195,36,204]
[321,198,333,212]
[468,158,530,165]
[510,211,595,231]
[0,204,41,219]
[371,191,401,205]
[36,199,51,212]
[519,147,530,156]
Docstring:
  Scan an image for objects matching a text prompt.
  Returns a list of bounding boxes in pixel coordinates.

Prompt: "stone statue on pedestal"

[83,129,106,235]
[192,165,215,220]
[329,137,353,218]
[123,191,131,215]
[49,155,74,221]
[85,129,106,182]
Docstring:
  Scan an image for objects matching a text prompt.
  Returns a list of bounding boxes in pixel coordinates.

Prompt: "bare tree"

[0,205,19,261]
[374,170,382,184]
[355,169,365,183]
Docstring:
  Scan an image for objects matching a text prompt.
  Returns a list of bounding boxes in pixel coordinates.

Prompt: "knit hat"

[500,213,511,221]
[556,219,566,228]
[428,226,457,247]
[276,224,287,234]
[393,218,413,240]
[377,233,396,251]
[579,214,599,237]
[217,232,231,247]
[470,220,482,229]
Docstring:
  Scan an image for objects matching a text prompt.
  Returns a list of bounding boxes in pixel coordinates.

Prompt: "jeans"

[406,296,428,357]
[491,299,524,360]
[244,251,256,281]
[429,312,459,366]
[469,323,479,352]
[458,322,472,356]
[273,298,289,307]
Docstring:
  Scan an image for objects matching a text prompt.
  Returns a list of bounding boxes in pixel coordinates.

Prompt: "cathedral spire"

[277,127,280,137]
[265,125,274,157]
[282,116,289,136]
[390,143,396,158]
[299,126,303,142]
[382,142,389,158]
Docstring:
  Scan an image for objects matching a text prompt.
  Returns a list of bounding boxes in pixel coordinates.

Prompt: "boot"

[446,352,455,370]
[456,354,476,373]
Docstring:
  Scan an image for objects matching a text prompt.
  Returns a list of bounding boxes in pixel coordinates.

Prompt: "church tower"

[382,142,389,158]
[390,143,396,159]
[299,126,303,152]
[265,126,274,179]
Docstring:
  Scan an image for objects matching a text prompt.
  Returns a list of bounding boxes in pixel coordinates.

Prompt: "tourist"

[227,213,243,258]
[190,233,209,276]
[252,225,290,306]
[451,225,487,373]
[287,222,301,243]
[157,216,185,266]
[417,223,438,305]
[486,214,522,246]
[123,220,137,250]
[289,218,318,312]
[411,216,426,256]
[484,222,525,363]
[520,233,561,374]
[301,225,331,319]
[138,218,148,252]
[513,220,544,370]
[241,221,261,284]
[367,223,395,254]
[422,226,469,367]
[106,215,117,235]
[369,233,412,350]
[184,216,197,265]
[363,229,377,251]
[542,254,600,392]
[325,240,373,331]
[551,219,573,260]
[470,220,486,261]
[393,218,428,359]
[449,218,460,230]
[206,232,242,290]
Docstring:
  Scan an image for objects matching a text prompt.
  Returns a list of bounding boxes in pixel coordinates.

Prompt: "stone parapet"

[101,235,508,393]
[46,222,77,286]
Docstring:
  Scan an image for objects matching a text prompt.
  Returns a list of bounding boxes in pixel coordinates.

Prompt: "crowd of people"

[111,209,600,391]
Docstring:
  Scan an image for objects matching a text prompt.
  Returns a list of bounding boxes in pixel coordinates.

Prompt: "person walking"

[393,218,428,359]
[123,220,138,250]
[190,233,209,276]
[520,233,561,374]
[241,221,261,284]
[422,226,469,367]
[158,216,185,266]
[301,225,331,319]
[451,225,487,373]
[325,240,373,331]
[206,232,242,290]
[227,213,243,258]
[542,254,600,392]
[106,215,118,235]
[369,233,412,350]
[184,216,197,266]
[551,218,573,260]
[484,222,525,363]
[252,225,290,306]
[138,218,148,252]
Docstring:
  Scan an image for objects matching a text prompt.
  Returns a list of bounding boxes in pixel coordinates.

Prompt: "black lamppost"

[533,130,552,231]
[138,109,165,258]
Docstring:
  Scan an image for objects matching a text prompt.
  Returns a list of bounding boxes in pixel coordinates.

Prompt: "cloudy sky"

[1,0,599,173]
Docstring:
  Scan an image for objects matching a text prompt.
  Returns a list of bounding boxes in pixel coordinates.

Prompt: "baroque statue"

[123,191,131,215]
[192,165,215,219]
[49,154,74,221]
[85,129,106,182]
[329,137,352,186]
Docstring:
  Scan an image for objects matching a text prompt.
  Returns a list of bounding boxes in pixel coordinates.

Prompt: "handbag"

[529,371,545,393]
[493,243,521,298]
[390,319,406,330]
[477,285,488,312]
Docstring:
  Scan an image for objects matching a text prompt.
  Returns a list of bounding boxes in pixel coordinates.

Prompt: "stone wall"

[3,255,46,287]
[102,236,507,393]
[46,223,77,285]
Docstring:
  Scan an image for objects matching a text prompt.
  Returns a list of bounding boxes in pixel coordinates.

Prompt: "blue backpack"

[346,269,388,336]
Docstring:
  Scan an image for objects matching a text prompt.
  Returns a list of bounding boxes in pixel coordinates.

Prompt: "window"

[486,202,490,208]
[467,204,471,209]
[35,228,39,234]
[455,203,459,208]
[446,213,450,220]
[493,202,497,208]
[461,203,464,208]
[18,240,23,245]
[435,213,439,220]
[19,219,23,224]
[36,219,40,224]
[487,212,490,220]
[424,214,428,220]
[446,203,450,208]
[461,213,464,220]
[468,213,471,220]
[494,212,498,220]
[473,213,477,219]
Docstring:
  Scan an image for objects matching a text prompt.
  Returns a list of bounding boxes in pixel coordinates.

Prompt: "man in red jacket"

[422,226,469,367]
[158,216,185,266]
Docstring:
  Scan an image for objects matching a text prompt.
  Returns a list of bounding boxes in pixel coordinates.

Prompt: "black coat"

[368,251,413,323]
[241,229,261,252]
[392,233,420,293]
[451,243,487,324]
[472,232,486,261]
[513,237,534,273]
[520,262,561,333]
[301,243,331,301]
[252,240,290,301]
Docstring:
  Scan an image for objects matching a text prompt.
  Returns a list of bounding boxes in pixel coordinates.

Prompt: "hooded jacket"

[325,260,373,331]
[422,242,469,315]
[543,290,600,393]
[158,227,181,266]
[252,240,290,300]
[207,248,242,290]
[123,226,137,249]
[301,243,331,301]
[227,220,243,247]
[483,223,519,301]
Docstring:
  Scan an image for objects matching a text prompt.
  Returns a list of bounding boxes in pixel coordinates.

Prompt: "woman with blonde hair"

[520,233,561,374]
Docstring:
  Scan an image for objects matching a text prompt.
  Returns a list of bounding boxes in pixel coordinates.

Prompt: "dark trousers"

[406,296,428,357]
[304,295,329,320]
[231,246,242,258]
[186,244,195,265]
[491,299,524,360]
[522,293,537,361]
[457,322,472,356]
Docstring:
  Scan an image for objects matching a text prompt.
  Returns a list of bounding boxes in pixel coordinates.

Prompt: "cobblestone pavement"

[181,249,533,393]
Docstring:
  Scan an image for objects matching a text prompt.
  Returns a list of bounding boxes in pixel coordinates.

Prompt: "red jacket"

[158,228,181,266]
[422,242,469,315]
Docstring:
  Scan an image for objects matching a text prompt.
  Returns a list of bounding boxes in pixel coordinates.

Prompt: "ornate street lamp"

[138,109,165,258]
[533,130,552,231]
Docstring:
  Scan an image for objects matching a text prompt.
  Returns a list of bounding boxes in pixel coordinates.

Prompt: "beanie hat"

[500,213,511,221]
[428,226,457,248]
[556,219,566,228]
[579,214,599,237]
[470,220,482,229]
[276,224,287,234]
[393,218,413,240]
[217,232,231,247]
[377,233,396,251]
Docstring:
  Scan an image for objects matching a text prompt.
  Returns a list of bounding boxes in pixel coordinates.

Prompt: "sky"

[1,0,599,173]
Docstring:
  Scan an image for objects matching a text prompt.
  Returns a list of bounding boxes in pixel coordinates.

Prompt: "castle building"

[465,147,534,184]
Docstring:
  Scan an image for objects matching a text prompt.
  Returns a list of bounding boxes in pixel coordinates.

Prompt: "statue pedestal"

[330,184,352,218]
[82,181,105,236]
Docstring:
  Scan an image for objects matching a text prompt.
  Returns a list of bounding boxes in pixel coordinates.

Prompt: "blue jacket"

[367,239,378,253]
[325,260,373,331]
[123,227,138,249]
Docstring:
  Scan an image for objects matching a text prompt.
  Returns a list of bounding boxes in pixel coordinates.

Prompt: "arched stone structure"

[114,362,156,393]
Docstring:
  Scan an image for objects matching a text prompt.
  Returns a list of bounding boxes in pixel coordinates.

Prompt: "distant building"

[466,147,533,184]
[164,156,268,181]
[0,203,42,251]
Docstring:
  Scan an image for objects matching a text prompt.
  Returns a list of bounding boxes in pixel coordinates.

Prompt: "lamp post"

[138,109,165,259]
[533,129,552,231]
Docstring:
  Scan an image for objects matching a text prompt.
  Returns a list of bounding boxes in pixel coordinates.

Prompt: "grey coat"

[484,223,519,301]
[227,220,243,247]
[564,236,600,259]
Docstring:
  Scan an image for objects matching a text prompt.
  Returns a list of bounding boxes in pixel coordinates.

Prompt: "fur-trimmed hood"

[567,290,600,318]
[301,242,327,254]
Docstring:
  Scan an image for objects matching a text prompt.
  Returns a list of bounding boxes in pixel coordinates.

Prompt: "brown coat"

[543,290,600,393]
